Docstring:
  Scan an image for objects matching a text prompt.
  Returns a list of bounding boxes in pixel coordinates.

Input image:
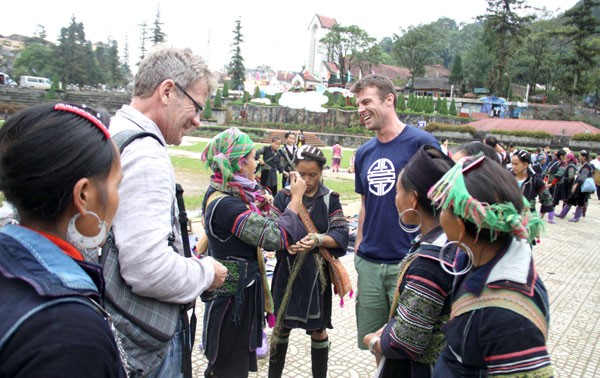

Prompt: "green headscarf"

[428,155,544,243]
[201,127,255,185]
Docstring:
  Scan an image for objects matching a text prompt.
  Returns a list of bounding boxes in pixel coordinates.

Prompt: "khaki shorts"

[354,254,400,349]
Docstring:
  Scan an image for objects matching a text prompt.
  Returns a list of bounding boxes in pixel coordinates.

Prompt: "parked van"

[19,76,52,90]
[0,72,16,87]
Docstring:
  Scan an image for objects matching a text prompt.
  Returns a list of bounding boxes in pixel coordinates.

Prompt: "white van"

[0,72,17,87]
[20,76,52,90]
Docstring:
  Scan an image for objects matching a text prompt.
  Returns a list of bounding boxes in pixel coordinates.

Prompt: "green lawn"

[169,141,358,211]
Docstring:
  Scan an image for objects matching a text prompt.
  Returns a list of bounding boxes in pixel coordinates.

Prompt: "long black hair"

[0,103,116,223]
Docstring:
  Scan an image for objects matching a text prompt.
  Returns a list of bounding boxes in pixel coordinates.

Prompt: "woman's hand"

[289,171,306,197]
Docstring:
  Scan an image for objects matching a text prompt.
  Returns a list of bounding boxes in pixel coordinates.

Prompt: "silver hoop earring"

[67,211,107,250]
[398,208,422,233]
[438,240,473,276]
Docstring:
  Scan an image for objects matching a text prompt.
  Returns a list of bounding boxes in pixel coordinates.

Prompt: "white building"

[306,14,337,79]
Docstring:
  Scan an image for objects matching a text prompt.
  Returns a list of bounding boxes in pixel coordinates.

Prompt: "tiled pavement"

[191,200,600,378]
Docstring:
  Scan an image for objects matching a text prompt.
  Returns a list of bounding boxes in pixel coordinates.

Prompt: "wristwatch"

[368,336,381,356]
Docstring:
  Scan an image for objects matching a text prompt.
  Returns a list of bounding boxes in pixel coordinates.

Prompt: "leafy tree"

[151,6,167,45]
[203,98,212,119]
[478,0,535,94]
[449,98,458,116]
[338,94,347,107]
[13,42,54,80]
[439,98,449,115]
[222,81,230,97]
[393,24,442,90]
[512,19,564,97]
[320,24,376,86]
[556,0,600,98]
[214,89,223,108]
[252,85,261,99]
[228,19,246,91]
[449,55,464,86]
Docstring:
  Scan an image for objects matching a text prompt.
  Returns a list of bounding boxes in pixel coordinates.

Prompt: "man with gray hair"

[107,45,227,377]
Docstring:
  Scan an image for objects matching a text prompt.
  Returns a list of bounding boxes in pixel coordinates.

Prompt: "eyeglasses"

[174,82,203,116]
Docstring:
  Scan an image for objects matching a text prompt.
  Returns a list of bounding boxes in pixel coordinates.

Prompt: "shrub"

[489,129,552,138]
[572,133,600,141]
[425,123,476,135]
[202,98,213,119]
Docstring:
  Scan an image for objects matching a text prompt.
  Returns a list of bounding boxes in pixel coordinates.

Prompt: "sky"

[1,0,580,73]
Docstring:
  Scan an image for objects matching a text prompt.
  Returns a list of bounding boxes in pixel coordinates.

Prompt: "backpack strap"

[112,130,164,152]
[451,287,548,340]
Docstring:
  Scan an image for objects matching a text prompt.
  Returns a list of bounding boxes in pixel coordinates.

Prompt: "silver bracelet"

[368,337,380,356]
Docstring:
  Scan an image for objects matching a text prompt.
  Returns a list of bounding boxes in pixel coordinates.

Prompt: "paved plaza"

[189,197,600,378]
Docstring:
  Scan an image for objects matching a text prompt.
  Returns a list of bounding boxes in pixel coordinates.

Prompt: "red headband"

[54,103,110,140]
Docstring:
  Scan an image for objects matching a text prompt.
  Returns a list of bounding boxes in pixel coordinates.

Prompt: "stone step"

[261,130,326,147]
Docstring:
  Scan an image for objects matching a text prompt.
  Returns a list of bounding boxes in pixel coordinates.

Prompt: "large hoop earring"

[439,240,473,276]
[398,208,422,233]
[67,211,107,250]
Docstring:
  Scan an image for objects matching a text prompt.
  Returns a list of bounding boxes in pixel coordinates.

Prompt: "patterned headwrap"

[201,127,255,186]
[427,155,544,243]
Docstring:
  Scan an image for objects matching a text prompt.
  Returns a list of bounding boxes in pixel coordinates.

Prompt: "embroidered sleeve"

[231,208,307,251]
[380,260,451,363]
[231,211,290,251]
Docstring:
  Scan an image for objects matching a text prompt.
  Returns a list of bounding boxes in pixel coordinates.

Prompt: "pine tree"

[435,97,442,112]
[426,96,435,113]
[222,81,230,98]
[151,6,167,45]
[449,98,458,116]
[228,19,246,91]
[439,98,449,115]
[253,85,261,99]
[203,98,212,119]
[242,91,251,103]
[414,96,423,112]
[326,92,335,106]
[214,89,223,108]
[397,95,406,111]
[407,93,415,110]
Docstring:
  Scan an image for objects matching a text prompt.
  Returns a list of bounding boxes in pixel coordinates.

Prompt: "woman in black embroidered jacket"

[268,145,349,378]
[200,128,308,378]
[511,150,555,223]
[363,145,455,378]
